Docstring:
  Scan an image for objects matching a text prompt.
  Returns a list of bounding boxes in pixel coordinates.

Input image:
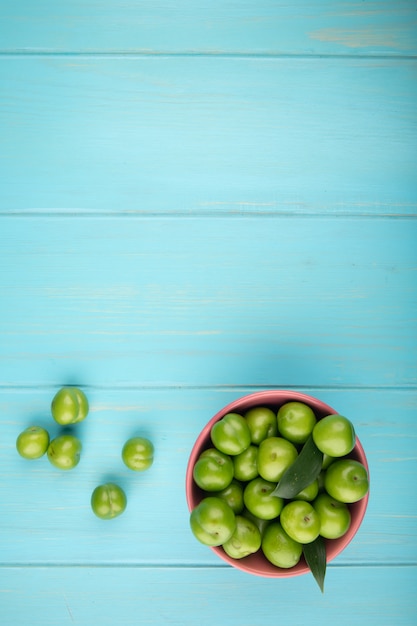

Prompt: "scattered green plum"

[16,426,50,460]
[91,483,127,520]
[122,436,154,471]
[51,386,89,425]
[47,434,82,470]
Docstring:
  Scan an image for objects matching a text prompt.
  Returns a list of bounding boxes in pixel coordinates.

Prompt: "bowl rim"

[185,389,370,578]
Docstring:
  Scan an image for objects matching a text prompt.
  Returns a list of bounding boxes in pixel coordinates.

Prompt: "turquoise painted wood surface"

[1,2,416,625]
[1,57,416,214]
[1,217,416,387]
[1,0,416,55]
[2,567,415,626]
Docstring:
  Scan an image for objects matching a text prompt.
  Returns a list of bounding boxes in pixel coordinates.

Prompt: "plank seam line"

[0,51,416,61]
[1,212,417,220]
[0,384,416,392]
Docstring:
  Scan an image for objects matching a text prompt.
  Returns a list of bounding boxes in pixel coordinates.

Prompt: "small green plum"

[241,509,271,537]
[262,522,303,569]
[222,515,262,559]
[324,459,369,503]
[257,437,298,482]
[313,493,351,539]
[189,497,236,546]
[244,406,278,444]
[211,413,251,455]
[193,448,234,491]
[16,426,50,459]
[207,480,244,514]
[47,434,82,470]
[122,436,154,471]
[277,401,317,444]
[51,386,89,425]
[233,445,259,482]
[243,477,284,521]
[294,479,319,502]
[322,453,335,470]
[313,414,356,457]
[280,500,321,544]
[91,483,127,520]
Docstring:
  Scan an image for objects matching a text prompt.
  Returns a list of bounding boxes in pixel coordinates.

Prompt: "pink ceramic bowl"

[186,390,369,578]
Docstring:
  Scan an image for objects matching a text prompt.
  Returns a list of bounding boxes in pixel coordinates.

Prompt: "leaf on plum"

[271,434,323,499]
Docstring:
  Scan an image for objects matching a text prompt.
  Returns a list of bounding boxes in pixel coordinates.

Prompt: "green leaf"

[303,536,327,593]
[271,434,323,499]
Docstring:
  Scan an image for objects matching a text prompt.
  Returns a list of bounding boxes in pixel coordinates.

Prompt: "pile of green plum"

[189,402,369,569]
[15,386,154,520]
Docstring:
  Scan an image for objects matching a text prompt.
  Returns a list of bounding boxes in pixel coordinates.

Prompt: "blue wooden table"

[1,2,416,624]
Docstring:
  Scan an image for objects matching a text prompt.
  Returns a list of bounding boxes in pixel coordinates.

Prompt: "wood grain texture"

[0,0,416,55]
[1,1,416,624]
[1,565,416,626]
[1,388,416,567]
[1,216,416,387]
[1,57,416,215]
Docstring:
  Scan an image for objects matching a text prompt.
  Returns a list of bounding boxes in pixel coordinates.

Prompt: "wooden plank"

[0,565,415,625]
[1,215,416,388]
[1,387,416,566]
[1,57,416,215]
[0,1,416,56]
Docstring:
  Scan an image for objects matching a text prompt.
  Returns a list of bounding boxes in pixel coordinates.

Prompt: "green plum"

[189,497,236,547]
[313,414,355,457]
[207,480,244,514]
[233,445,259,482]
[257,436,298,482]
[16,426,50,459]
[322,453,335,470]
[222,515,262,559]
[193,448,234,491]
[262,521,303,568]
[280,500,321,544]
[294,479,319,502]
[313,492,351,539]
[91,483,127,520]
[243,477,284,521]
[51,386,89,425]
[277,401,317,444]
[122,436,154,471]
[244,406,278,444]
[317,470,326,493]
[211,413,251,455]
[47,434,82,470]
[324,459,369,503]
[241,509,271,537]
